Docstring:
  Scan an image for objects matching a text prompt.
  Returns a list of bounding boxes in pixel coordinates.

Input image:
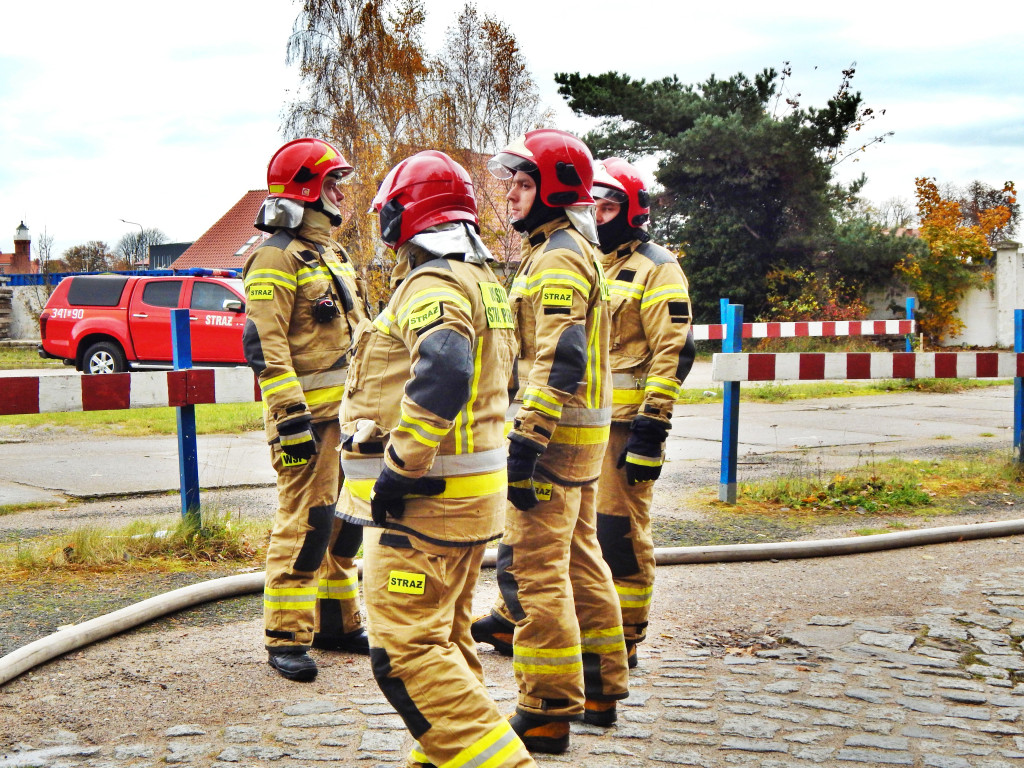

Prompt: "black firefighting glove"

[277,412,320,461]
[370,465,446,525]
[616,415,670,485]
[507,437,544,512]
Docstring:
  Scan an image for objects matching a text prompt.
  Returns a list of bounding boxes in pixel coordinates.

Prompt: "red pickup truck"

[38,272,247,373]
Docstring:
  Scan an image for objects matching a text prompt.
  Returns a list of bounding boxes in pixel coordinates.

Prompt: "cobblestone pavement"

[6,557,1024,768]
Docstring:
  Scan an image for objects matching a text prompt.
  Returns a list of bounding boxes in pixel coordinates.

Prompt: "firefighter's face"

[323,177,345,206]
[507,171,536,221]
[595,199,622,226]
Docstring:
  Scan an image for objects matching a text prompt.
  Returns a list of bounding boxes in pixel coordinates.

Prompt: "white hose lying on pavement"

[3,517,1024,686]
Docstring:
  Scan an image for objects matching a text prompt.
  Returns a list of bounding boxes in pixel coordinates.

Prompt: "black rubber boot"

[267,648,318,681]
[626,640,638,669]
[470,613,515,656]
[583,699,617,726]
[312,628,370,655]
[507,712,570,754]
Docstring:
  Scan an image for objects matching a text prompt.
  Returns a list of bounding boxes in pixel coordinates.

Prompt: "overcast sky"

[1,0,1021,260]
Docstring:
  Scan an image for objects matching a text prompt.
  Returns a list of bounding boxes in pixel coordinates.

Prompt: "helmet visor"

[487,152,538,180]
[592,185,628,204]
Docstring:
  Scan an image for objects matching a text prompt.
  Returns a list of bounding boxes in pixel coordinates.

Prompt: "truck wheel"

[83,341,127,374]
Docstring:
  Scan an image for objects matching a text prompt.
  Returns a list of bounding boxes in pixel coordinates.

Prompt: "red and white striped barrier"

[1,368,261,416]
[693,319,914,341]
[712,352,1024,382]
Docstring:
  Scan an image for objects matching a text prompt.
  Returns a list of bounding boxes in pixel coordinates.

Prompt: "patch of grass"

[0,511,268,573]
[0,345,65,370]
[652,514,812,547]
[853,522,910,536]
[0,501,57,517]
[0,402,264,436]
[719,450,1024,518]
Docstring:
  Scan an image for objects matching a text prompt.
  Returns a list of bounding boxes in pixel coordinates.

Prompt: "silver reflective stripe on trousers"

[341,446,507,480]
[506,402,611,426]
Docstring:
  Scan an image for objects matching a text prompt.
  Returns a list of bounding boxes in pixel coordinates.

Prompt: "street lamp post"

[121,219,144,268]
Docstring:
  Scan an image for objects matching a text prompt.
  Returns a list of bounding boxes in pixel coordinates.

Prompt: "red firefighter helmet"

[595,157,650,227]
[266,138,353,203]
[371,150,479,250]
[487,129,595,207]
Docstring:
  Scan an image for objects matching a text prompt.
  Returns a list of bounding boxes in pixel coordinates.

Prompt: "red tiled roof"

[172,190,270,270]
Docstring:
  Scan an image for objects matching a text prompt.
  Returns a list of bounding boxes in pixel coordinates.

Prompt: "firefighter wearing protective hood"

[336,150,533,768]
[591,157,694,667]
[243,137,370,682]
[471,129,628,755]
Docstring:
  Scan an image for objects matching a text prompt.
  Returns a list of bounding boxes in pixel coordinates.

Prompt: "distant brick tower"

[12,221,31,273]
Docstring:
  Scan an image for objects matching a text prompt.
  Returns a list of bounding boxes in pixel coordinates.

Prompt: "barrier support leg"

[171,308,201,522]
[1015,309,1023,464]
[905,297,916,353]
[719,303,743,503]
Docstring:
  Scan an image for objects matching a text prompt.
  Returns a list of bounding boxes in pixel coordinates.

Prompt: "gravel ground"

[1,427,1023,747]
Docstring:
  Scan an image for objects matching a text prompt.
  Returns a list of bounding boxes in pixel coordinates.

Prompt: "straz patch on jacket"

[407,301,442,332]
[388,570,426,595]
[281,453,308,468]
[534,481,553,502]
[248,284,274,301]
[541,286,573,308]
[479,282,514,329]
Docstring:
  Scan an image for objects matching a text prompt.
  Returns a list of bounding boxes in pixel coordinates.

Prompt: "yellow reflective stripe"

[409,744,429,764]
[374,309,397,335]
[616,584,654,608]
[522,387,562,419]
[396,410,449,448]
[260,371,300,397]
[295,264,332,286]
[396,288,471,327]
[344,470,506,502]
[454,339,483,455]
[586,305,602,409]
[513,644,583,675]
[613,389,645,405]
[317,576,358,600]
[581,626,626,655]
[440,719,521,768]
[326,261,356,279]
[549,424,610,445]
[626,453,663,467]
[517,268,592,297]
[645,376,681,400]
[263,586,317,610]
[305,386,345,406]
[641,284,689,309]
[610,281,643,300]
[245,268,297,291]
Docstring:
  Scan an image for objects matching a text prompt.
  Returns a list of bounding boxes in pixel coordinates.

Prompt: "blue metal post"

[719,297,730,325]
[1015,309,1023,463]
[171,308,201,521]
[905,297,916,352]
[719,303,743,503]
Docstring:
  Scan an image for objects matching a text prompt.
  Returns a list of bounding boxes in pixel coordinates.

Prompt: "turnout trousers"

[595,422,657,645]
[363,527,536,768]
[495,479,629,720]
[264,420,363,649]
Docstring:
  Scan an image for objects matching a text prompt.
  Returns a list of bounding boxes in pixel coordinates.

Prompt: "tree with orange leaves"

[897,177,1016,344]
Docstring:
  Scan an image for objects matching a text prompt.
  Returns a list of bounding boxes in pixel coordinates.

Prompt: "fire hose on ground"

[3,517,1024,687]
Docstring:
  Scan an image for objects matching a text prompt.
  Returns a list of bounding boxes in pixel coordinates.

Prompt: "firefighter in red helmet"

[243,137,370,682]
[471,129,628,754]
[591,157,694,668]
[337,150,535,768]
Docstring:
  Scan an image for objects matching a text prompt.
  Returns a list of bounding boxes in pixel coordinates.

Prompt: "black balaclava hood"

[598,203,650,254]
[511,169,564,234]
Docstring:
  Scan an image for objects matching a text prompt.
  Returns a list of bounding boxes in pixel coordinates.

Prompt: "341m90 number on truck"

[38,272,247,374]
